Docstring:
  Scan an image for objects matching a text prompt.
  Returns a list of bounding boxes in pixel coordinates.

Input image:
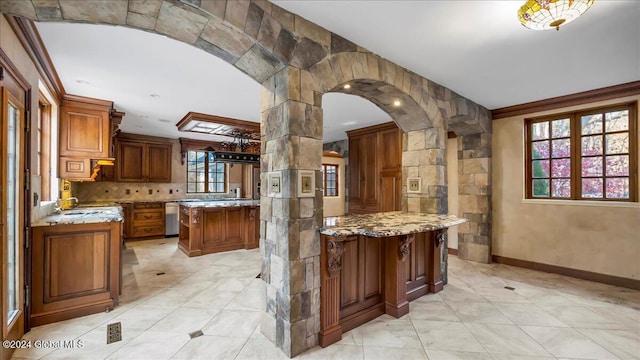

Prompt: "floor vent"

[107,322,122,344]
[504,286,515,290]
[255,273,261,279]
[156,272,165,276]
[189,330,204,339]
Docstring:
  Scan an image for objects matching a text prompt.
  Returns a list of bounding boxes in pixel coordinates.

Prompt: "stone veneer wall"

[0,0,492,356]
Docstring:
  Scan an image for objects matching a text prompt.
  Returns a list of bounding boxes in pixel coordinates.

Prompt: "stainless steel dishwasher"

[165,202,179,237]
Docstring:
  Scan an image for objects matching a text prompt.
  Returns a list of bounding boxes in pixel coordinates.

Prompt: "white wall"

[322,155,346,217]
[446,137,459,250]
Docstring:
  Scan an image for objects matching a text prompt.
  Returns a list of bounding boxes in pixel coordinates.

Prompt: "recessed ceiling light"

[150,93,160,98]
[393,100,401,107]
[343,84,351,89]
[158,119,172,123]
[76,79,90,85]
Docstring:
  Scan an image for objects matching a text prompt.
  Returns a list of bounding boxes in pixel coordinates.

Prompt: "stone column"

[456,133,492,263]
[401,126,449,282]
[259,67,323,357]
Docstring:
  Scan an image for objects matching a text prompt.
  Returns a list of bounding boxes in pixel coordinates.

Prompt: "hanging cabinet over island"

[318,212,466,347]
[178,200,260,257]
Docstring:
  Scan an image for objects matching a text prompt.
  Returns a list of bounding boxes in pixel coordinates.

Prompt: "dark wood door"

[147,143,172,182]
[380,171,401,212]
[117,140,146,181]
[348,136,362,212]
[362,132,378,210]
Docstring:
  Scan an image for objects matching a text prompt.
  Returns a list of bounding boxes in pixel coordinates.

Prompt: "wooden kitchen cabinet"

[58,94,121,180]
[30,221,122,326]
[347,122,401,214]
[115,134,172,182]
[122,202,165,240]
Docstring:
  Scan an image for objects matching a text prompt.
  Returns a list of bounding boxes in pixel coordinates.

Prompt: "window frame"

[524,101,638,202]
[322,163,339,197]
[38,93,52,201]
[186,150,227,194]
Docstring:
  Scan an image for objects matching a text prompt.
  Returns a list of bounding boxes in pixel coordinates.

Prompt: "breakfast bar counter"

[317,211,466,347]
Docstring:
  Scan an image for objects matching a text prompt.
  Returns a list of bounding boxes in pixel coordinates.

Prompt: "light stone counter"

[319,211,466,237]
[179,200,260,208]
[32,206,124,227]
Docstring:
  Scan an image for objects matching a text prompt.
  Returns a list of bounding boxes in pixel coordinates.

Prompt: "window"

[525,102,637,201]
[186,150,226,193]
[322,164,338,196]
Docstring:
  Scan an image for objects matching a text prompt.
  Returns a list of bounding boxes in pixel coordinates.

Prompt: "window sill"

[521,198,640,208]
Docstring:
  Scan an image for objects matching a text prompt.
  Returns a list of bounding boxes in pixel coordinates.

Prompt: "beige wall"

[322,155,346,217]
[446,137,459,250]
[0,16,59,222]
[492,94,640,280]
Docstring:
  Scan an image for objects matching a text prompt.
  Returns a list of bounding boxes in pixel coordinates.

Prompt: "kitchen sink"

[62,211,101,216]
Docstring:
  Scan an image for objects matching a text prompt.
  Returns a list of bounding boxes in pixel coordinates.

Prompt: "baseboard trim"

[447,248,458,255]
[491,255,640,290]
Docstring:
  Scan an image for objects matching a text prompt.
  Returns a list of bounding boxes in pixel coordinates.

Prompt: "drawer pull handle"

[144,215,152,219]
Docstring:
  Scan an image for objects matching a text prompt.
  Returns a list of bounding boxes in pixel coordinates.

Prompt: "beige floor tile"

[577,328,640,360]
[488,354,555,360]
[522,326,619,359]
[12,325,94,359]
[364,346,428,359]
[108,305,175,330]
[465,323,551,357]
[170,335,246,360]
[360,316,422,349]
[335,327,363,346]
[413,320,485,353]
[224,278,265,311]
[439,286,488,303]
[492,301,568,327]
[540,304,629,330]
[235,339,290,360]
[106,331,190,360]
[446,302,513,324]
[409,300,460,322]
[473,287,530,303]
[425,349,493,360]
[147,307,219,334]
[202,309,262,338]
[298,344,364,359]
[41,326,144,360]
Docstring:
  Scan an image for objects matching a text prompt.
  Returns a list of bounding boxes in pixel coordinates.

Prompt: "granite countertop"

[179,199,260,208]
[32,206,124,227]
[319,211,467,237]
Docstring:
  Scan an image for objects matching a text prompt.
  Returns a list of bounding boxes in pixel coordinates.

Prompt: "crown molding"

[491,81,640,120]
[5,15,65,103]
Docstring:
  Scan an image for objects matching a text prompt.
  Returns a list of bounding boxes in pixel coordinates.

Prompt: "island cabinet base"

[319,230,445,347]
[178,205,259,257]
[30,222,122,327]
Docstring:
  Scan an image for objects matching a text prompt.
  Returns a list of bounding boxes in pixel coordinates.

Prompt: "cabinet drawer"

[133,202,163,209]
[132,225,164,237]
[133,211,163,222]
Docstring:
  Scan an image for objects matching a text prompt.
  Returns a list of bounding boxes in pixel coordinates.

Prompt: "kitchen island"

[30,206,123,326]
[178,200,260,257]
[318,211,466,347]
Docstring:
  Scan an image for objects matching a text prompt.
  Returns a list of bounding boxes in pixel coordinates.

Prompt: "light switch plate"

[407,178,421,193]
[297,170,315,198]
[268,173,281,196]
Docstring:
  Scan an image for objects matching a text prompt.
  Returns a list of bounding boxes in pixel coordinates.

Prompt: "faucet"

[56,197,79,210]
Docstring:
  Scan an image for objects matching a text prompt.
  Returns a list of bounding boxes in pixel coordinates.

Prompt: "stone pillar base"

[457,242,490,263]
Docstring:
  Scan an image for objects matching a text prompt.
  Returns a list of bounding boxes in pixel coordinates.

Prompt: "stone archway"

[1,1,493,357]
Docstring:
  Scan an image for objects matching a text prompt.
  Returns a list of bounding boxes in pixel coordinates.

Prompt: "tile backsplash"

[72,181,243,203]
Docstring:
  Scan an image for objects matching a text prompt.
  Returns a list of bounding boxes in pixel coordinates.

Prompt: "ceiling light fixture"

[76,79,90,85]
[343,84,351,89]
[518,0,595,31]
[393,100,401,107]
[150,93,160,98]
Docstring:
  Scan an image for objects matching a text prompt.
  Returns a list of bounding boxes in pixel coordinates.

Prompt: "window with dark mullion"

[187,150,226,193]
[322,164,338,197]
[525,102,637,201]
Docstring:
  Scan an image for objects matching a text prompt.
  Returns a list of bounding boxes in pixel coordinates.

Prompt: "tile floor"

[11,238,640,360]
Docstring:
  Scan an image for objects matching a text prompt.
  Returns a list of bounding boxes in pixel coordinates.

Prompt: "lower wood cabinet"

[178,205,259,257]
[121,202,165,240]
[30,222,122,326]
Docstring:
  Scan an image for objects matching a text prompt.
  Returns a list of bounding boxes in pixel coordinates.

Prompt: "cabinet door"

[380,171,401,212]
[225,207,245,247]
[59,105,109,158]
[58,157,91,179]
[348,136,363,211]
[201,209,225,250]
[379,127,401,172]
[117,141,146,181]
[362,132,379,210]
[147,143,172,182]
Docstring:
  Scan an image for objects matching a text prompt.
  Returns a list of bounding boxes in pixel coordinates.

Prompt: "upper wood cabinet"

[114,133,172,183]
[58,95,122,180]
[347,122,401,214]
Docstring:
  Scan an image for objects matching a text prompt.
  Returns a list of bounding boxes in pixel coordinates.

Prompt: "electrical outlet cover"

[297,170,315,198]
[407,178,421,193]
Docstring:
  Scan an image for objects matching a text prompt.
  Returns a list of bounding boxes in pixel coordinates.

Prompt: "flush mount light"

[150,93,161,98]
[343,84,351,89]
[158,119,172,123]
[518,0,595,31]
[393,100,401,107]
[76,79,90,85]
